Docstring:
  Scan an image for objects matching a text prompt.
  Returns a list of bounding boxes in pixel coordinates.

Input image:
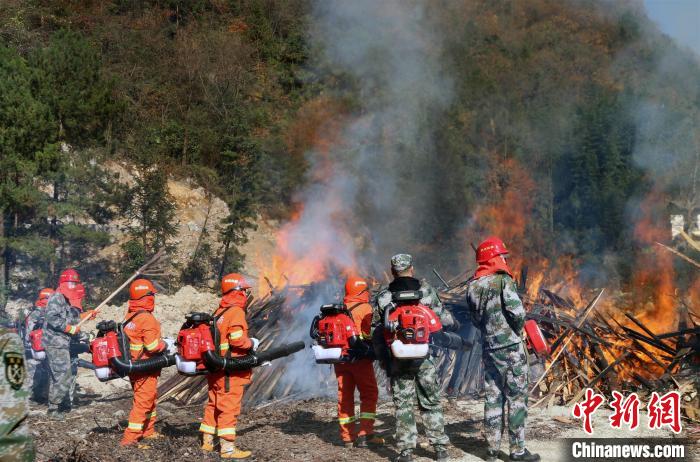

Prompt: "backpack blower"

[175,311,305,376]
[29,328,46,360]
[90,319,176,381]
[384,291,471,359]
[310,304,364,364]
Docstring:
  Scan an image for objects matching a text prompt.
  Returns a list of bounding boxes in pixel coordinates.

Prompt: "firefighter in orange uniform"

[120,279,168,447]
[200,273,258,459]
[335,276,384,448]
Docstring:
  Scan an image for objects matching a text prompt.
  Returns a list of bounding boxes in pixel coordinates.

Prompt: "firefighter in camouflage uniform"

[373,254,453,462]
[24,288,53,402]
[0,323,34,461]
[44,269,95,418]
[466,237,540,462]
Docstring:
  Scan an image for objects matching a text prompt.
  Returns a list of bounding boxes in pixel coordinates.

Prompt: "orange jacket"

[344,297,372,340]
[123,310,166,359]
[214,292,252,357]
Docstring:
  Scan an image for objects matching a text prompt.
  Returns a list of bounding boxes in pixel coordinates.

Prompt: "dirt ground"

[29,383,700,462]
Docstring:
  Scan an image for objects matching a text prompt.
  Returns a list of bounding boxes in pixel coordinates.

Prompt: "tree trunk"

[219,238,231,280]
[0,209,7,311]
[191,195,213,265]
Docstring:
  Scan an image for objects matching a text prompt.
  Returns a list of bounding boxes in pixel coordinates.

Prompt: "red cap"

[130,279,157,300]
[344,276,369,298]
[58,269,80,284]
[221,273,251,294]
[475,237,509,264]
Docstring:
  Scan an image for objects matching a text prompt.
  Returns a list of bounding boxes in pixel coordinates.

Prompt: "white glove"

[163,337,177,355]
[250,337,260,351]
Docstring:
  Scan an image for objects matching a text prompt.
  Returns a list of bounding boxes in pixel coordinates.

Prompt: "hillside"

[1,0,699,319]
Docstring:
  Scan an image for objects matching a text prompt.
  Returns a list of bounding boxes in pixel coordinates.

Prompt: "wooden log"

[530,289,605,394]
[655,242,700,270]
[624,313,675,351]
[570,352,631,403]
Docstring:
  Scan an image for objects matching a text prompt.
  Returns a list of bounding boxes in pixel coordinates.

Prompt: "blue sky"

[643,0,700,54]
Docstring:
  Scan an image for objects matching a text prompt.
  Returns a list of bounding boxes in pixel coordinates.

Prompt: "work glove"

[250,337,260,351]
[163,337,177,355]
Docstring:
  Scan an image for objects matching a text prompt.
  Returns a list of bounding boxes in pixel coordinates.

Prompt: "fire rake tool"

[75,250,167,329]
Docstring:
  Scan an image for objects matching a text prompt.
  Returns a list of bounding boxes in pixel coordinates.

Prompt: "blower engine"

[383,291,471,359]
[524,319,551,356]
[175,312,216,376]
[310,304,360,364]
[176,311,306,376]
[384,291,443,359]
[90,320,176,382]
[29,328,46,360]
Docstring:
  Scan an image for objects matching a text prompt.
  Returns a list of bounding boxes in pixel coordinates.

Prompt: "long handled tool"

[76,250,166,329]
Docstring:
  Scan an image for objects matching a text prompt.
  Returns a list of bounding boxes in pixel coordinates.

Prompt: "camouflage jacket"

[372,277,455,339]
[0,327,34,461]
[43,292,80,349]
[466,273,525,351]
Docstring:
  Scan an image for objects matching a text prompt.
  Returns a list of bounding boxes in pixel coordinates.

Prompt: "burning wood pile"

[436,266,699,421]
[158,266,699,423]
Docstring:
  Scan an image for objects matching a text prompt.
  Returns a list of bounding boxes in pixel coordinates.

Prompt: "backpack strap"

[210,305,235,347]
[121,310,148,360]
[212,305,237,389]
[346,302,364,312]
[122,310,147,327]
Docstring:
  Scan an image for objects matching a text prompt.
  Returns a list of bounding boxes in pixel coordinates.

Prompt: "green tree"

[122,168,177,272]
[30,30,117,146]
[0,45,56,307]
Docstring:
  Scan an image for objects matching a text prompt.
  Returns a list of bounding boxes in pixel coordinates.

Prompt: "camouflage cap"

[391,253,413,271]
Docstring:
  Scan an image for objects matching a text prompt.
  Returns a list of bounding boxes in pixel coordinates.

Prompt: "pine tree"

[122,168,177,272]
[0,45,56,307]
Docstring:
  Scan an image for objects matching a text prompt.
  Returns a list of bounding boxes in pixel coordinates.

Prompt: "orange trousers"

[121,371,160,445]
[200,371,251,441]
[334,359,379,442]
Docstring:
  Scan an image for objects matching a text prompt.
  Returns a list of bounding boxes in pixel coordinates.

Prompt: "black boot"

[435,445,449,461]
[395,449,413,462]
[510,448,540,461]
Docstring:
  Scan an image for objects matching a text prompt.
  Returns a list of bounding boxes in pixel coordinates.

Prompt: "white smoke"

[268,0,455,397]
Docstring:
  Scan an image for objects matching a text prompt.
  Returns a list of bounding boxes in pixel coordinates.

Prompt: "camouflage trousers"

[45,345,74,412]
[483,342,528,453]
[390,357,449,451]
[25,358,50,403]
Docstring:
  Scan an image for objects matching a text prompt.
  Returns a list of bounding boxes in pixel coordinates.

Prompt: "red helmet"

[36,288,55,307]
[344,276,369,298]
[59,269,80,285]
[476,237,509,264]
[130,279,157,300]
[221,273,251,294]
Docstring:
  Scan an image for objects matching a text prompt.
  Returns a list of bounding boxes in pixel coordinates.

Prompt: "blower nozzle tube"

[431,331,472,350]
[204,341,306,372]
[109,353,177,376]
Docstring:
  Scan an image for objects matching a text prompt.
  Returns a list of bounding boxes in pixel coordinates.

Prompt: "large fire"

[253,116,694,397]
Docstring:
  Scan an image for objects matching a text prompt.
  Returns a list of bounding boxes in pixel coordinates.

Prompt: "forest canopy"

[0,0,698,305]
